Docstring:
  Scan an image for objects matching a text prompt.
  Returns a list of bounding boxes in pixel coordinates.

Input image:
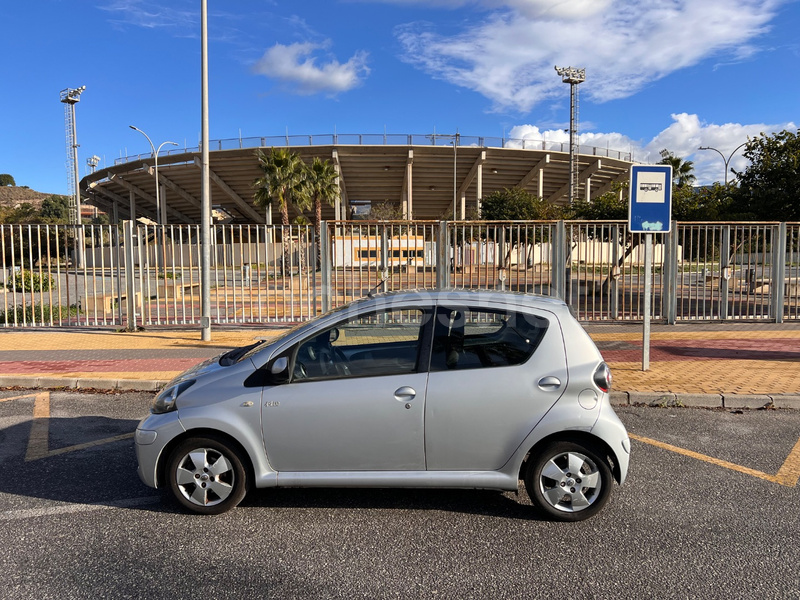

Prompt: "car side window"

[293,308,427,381]
[429,306,548,372]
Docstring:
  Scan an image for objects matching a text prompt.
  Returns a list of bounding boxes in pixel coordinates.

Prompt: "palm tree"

[658,150,696,188]
[302,157,340,267]
[305,157,339,236]
[253,148,309,275]
[253,148,307,226]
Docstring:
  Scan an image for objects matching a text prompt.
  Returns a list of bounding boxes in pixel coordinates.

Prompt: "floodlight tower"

[60,86,86,224]
[87,155,100,174]
[554,66,585,204]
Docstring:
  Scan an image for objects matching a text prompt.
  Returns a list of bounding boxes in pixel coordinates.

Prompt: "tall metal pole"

[200,0,212,341]
[555,66,585,204]
[129,126,177,274]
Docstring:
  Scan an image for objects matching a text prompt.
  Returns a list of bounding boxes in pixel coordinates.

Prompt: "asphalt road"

[1,390,799,599]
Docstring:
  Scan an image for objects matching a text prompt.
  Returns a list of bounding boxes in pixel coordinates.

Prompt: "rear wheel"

[166,436,248,515]
[525,441,612,522]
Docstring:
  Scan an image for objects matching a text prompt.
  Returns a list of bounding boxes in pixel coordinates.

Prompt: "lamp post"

[129,126,178,277]
[697,142,748,185]
[129,126,178,224]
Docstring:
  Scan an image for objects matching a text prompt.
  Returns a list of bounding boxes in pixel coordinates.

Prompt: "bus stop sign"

[628,165,673,233]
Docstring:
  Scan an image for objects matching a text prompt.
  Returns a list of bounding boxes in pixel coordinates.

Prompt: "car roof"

[345,288,571,318]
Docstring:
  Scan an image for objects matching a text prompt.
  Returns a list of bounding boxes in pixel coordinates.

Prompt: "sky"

[1,0,798,196]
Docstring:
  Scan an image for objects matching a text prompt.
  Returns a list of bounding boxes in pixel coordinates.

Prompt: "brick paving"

[0,322,797,403]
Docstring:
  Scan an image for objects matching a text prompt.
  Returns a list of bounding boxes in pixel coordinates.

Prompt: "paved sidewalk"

[0,322,798,409]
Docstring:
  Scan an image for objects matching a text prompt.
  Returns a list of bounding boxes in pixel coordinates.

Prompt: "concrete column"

[476,163,483,216]
[129,189,136,222]
[538,168,544,199]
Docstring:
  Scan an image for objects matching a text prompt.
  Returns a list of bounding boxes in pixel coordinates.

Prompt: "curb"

[611,391,800,410]
[0,376,169,392]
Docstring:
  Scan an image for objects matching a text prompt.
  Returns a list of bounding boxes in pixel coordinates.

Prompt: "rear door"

[424,304,567,471]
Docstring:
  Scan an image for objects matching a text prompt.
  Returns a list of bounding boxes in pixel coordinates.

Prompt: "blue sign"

[628,165,672,233]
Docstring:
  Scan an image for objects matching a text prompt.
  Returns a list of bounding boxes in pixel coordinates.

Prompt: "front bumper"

[134,411,186,489]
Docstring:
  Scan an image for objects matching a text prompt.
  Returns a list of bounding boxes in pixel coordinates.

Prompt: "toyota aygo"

[135,289,630,521]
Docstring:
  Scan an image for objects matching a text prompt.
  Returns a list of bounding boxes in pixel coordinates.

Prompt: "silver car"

[135,289,630,521]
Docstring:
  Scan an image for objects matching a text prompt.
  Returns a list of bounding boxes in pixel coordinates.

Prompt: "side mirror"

[271,356,289,375]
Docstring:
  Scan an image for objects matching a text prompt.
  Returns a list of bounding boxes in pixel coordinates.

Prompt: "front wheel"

[166,436,248,515]
[525,441,612,522]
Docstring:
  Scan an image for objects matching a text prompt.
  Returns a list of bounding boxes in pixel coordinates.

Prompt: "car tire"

[166,436,249,515]
[525,440,612,522]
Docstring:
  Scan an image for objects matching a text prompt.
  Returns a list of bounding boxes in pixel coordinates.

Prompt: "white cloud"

[508,114,797,184]
[252,42,370,95]
[394,0,783,113]
[99,0,197,31]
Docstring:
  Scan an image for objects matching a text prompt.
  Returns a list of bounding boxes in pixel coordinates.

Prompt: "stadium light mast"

[554,66,585,204]
[60,86,86,225]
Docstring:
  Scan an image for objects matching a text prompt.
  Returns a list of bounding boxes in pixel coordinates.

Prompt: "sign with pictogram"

[628,165,673,233]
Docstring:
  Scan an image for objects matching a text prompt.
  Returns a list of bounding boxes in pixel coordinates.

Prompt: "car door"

[424,304,568,471]
[261,306,430,472]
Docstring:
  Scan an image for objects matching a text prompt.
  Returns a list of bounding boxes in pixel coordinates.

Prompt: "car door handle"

[394,386,417,401]
[537,376,562,391]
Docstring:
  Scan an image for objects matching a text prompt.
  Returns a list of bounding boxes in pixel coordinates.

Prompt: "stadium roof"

[80,133,636,224]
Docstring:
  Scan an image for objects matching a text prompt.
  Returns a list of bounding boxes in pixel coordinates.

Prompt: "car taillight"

[593,362,612,393]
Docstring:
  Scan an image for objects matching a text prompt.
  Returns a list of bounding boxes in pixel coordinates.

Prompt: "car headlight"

[151,379,195,414]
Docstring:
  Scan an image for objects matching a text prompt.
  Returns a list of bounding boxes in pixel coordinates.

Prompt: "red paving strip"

[0,358,203,374]
[603,338,800,362]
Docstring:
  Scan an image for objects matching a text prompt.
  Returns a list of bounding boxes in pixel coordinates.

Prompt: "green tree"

[304,157,339,238]
[480,187,563,220]
[0,203,38,224]
[0,174,15,186]
[39,195,71,223]
[731,129,800,220]
[658,150,696,188]
[253,148,308,226]
[569,182,629,220]
[672,183,736,221]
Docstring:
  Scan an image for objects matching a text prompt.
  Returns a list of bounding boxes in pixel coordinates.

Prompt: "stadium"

[79,133,635,224]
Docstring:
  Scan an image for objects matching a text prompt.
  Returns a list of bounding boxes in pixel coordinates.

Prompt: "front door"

[262,307,429,472]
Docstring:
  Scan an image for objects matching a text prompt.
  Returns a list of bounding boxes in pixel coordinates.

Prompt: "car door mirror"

[271,356,289,375]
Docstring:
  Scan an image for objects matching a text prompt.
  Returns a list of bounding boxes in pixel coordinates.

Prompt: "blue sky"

[1,0,798,196]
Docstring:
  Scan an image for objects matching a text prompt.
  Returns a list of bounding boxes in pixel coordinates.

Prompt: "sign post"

[629,165,672,371]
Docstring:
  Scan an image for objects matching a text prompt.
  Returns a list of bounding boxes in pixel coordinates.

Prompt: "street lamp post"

[129,126,178,276]
[129,126,178,224]
[697,142,748,185]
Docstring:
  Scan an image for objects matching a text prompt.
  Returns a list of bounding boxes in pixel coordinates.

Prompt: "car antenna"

[366,269,391,298]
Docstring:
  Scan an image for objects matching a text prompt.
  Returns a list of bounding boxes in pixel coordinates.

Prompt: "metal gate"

[1,221,798,327]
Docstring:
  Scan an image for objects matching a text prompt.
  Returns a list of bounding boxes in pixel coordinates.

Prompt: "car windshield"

[234,300,361,364]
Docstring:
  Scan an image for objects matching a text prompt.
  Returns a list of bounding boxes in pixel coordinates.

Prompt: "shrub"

[0,303,79,324]
[5,270,54,293]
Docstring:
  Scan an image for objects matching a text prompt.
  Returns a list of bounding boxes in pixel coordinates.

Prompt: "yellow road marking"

[3,391,137,462]
[630,433,800,488]
[0,393,41,403]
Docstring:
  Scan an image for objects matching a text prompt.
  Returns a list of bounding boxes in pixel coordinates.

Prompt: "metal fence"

[1,221,798,328]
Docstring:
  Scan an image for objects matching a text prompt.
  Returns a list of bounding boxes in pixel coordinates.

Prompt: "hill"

[0,187,58,209]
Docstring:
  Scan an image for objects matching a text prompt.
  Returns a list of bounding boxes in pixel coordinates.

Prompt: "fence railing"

[113,133,634,166]
[1,221,797,328]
